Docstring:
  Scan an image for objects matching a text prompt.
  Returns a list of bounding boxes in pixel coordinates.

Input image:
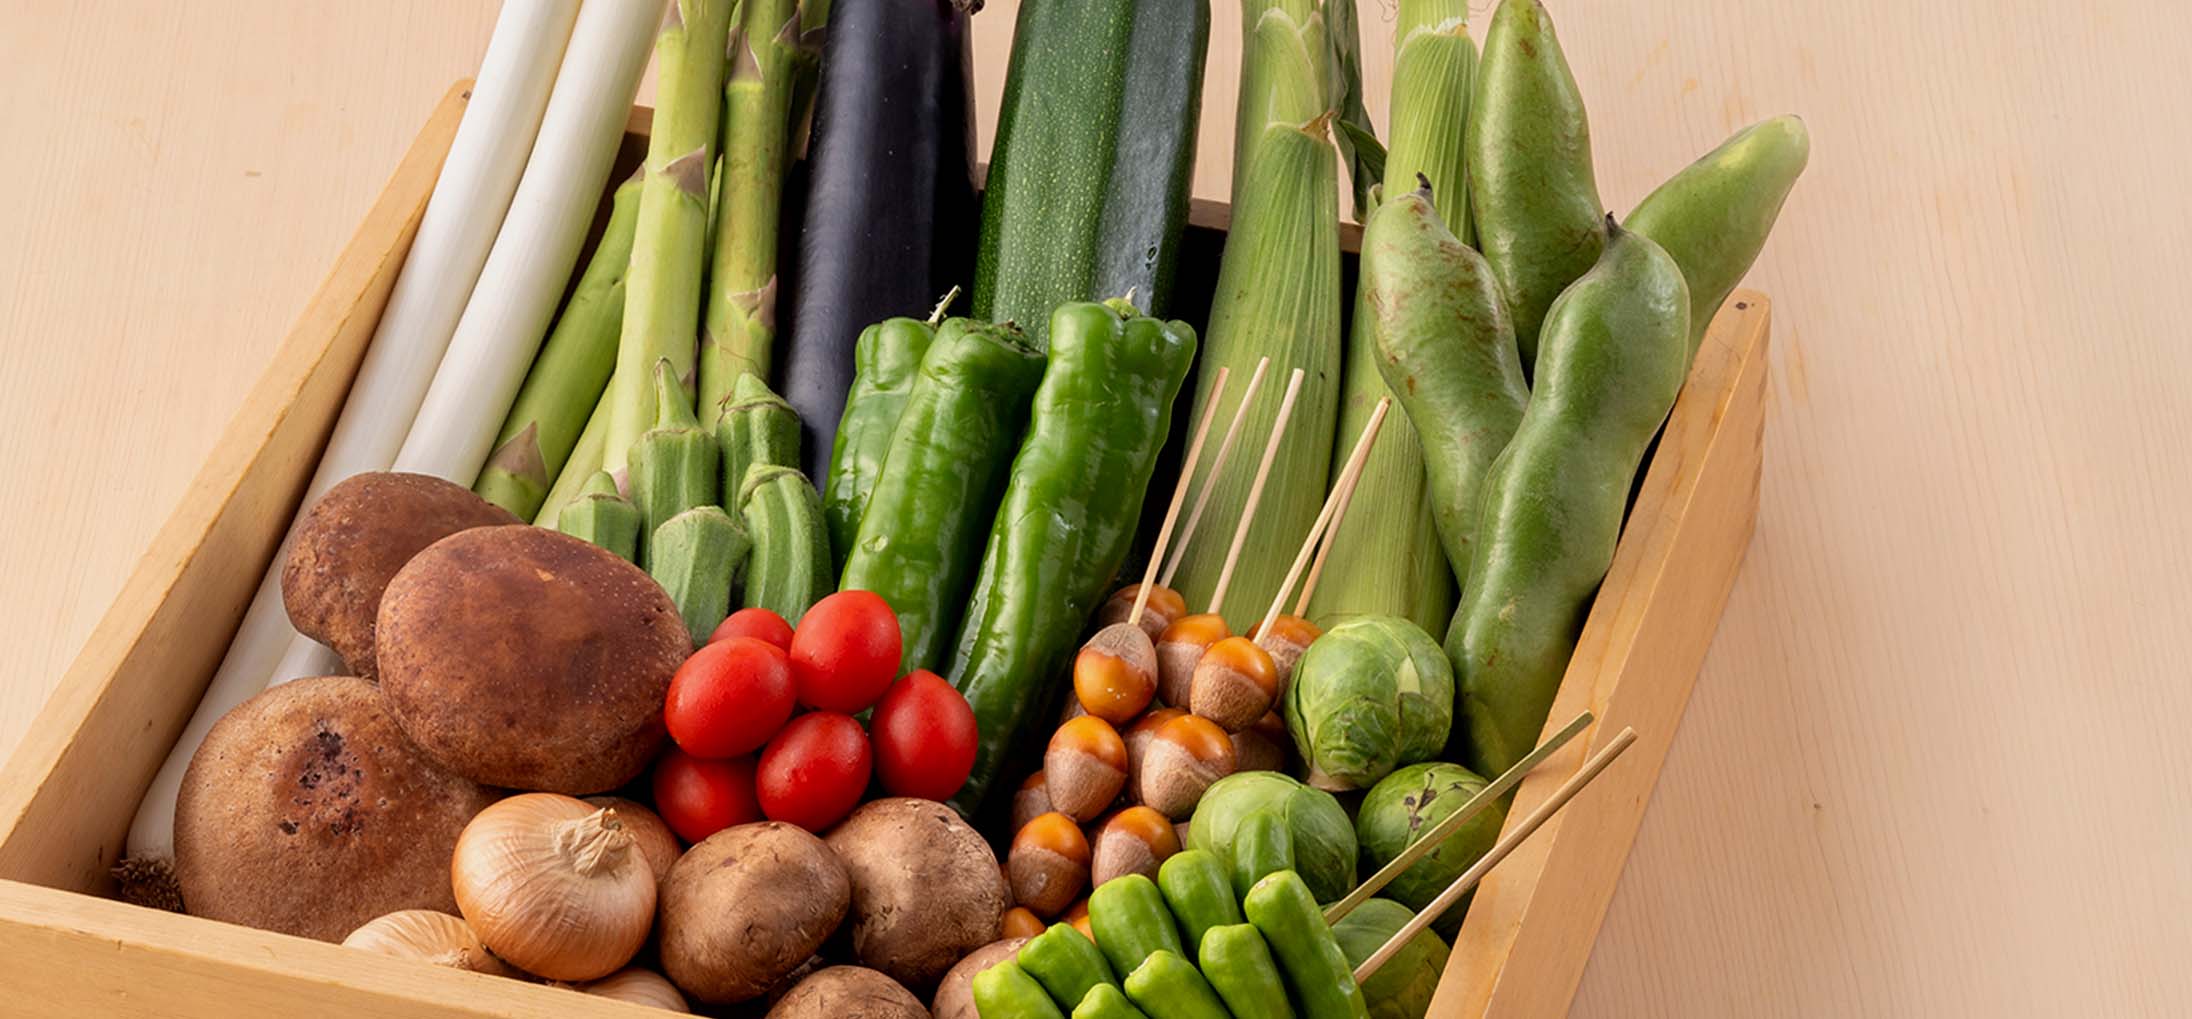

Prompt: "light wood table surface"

[4,2,2188,1015]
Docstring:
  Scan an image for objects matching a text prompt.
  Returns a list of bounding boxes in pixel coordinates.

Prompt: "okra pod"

[648,505,752,643]
[555,471,642,564]
[627,359,720,567]
[715,372,801,507]
[737,463,833,623]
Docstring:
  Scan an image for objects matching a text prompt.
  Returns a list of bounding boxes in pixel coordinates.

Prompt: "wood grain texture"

[4,1,2190,1016]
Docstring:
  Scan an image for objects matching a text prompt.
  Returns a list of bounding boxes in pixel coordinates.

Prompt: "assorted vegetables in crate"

[102,0,1810,1014]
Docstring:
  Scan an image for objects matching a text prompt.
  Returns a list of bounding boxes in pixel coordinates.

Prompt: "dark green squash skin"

[973,0,1210,346]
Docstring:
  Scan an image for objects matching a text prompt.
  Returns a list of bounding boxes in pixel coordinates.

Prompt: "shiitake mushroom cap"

[658,821,850,1005]
[767,965,928,1019]
[174,676,497,942]
[824,797,1011,992]
[376,525,688,794]
[280,472,518,678]
[932,938,1030,1019]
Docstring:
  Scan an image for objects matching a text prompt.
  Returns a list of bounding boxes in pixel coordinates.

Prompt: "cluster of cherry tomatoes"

[649,590,979,842]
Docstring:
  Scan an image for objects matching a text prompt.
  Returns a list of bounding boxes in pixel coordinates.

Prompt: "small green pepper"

[948,298,1197,812]
[1198,924,1295,1019]
[840,318,1044,671]
[1244,871,1369,1019]
[1448,220,1689,776]
[1230,808,1295,899]
[975,959,1070,1019]
[1122,950,1232,1019]
[1019,923,1117,1008]
[1074,984,1152,1019]
[1466,0,1605,370]
[823,316,936,570]
[1157,850,1242,957]
[1089,874,1185,980]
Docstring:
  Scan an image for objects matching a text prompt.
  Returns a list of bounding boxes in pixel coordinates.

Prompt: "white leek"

[116,0,581,901]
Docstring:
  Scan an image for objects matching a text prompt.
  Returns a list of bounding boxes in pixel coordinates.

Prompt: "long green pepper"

[947,300,1195,813]
[1449,220,1689,775]
[822,316,938,569]
[842,319,1044,672]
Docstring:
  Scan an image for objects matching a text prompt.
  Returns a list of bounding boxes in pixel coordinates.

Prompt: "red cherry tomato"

[787,590,903,712]
[665,636,796,758]
[651,749,760,843]
[756,712,872,831]
[710,607,795,650]
[870,669,978,800]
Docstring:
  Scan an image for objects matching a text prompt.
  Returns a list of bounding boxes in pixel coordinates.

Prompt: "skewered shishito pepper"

[841,319,1046,672]
[823,317,939,570]
[948,299,1197,814]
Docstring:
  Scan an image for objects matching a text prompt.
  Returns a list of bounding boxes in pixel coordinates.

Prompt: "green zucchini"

[972,0,1211,346]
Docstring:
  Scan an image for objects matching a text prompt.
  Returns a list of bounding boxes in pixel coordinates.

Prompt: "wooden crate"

[0,82,1768,1019]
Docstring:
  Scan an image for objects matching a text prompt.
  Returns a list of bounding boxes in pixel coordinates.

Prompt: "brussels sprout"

[1332,897,1450,1019]
[1356,762,1503,939]
[1283,616,1453,790]
[1185,771,1356,903]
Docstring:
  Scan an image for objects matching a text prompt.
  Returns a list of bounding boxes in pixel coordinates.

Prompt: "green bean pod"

[1466,0,1604,370]
[1156,850,1242,957]
[976,959,1070,1019]
[715,372,801,507]
[1448,220,1689,775]
[1019,923,1117,1008]
[840,319,1045,672]
[1625,114,1811,358]
[823,317,938,570]
[1243,871,1369,1019]
[1198,924,1295,1019]
[1364,184,1528,589]
[737,464,833,623]
[1230,808,1295,899]
[948,299,1196,812]
[1074,984,1152,1019]
[1121,950,1232,1019]
[1089,874,1185,980]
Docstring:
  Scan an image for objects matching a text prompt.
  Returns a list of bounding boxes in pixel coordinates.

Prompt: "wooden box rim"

[0,83,1769,1019]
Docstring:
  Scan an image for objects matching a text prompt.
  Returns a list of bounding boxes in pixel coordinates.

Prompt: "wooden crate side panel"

[0,84,471,895]
[1437,295,1772,1019]
[0,879,662,1019]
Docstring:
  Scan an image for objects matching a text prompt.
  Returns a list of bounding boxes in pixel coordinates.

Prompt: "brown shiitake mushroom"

[1044,716,1128,822]
[932,938,1031,1019]
[766,965,927,1019]
[824,798,1011,991]
[451,793,656,982]
[342,909,513,977]
[577,967,691,1011]
[281,471,518,678]
[1154,613,1229,708]
[1089,806,1183,887]
[377,525,688,794]
[173,676,496,942]
[586,795,682,885]
[658,822,850,1005]
[1010,771,1055,833]
[1188,636,1281,732]
[1137,713,1239,819]
[1007,811,1090,918]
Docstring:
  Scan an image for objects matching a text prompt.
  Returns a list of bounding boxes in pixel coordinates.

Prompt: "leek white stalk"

[262,0,664,689]
[116,0,581,902]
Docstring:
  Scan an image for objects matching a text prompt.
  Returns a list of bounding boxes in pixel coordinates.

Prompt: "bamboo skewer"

[1206,368,1307,615]
[1254,398,1389,640]
[1127,367,1230,625]
[1295,449,1365,617]
[1352,726,1642,983]
[1324,711,1594,925]
[1161,358,1272,587]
